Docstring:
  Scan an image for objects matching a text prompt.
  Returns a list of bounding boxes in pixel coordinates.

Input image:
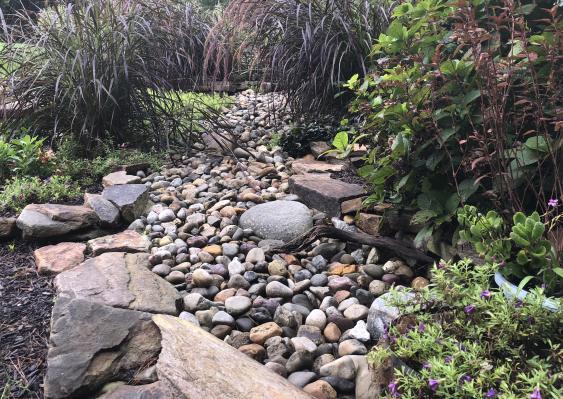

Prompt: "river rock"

[102,171,141,187]
[239,200,313,242]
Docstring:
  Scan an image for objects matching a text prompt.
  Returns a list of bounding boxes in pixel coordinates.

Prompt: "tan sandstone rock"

[153,315,314,399]
[88,230,150,256]
[35,242,86,275]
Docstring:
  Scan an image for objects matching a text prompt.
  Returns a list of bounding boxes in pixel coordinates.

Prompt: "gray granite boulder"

[44,297,161,399]
[102,184,149,223]
[239,200,312,242]
[16,204,99,239]
[54,252,180,315]
[84,193,120,226]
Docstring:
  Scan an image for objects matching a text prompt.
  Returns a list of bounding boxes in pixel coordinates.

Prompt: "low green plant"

[369,259,562,399]
[323,120,368,159]
[0,132,52,181]
[267,132,281,150]
[457,205,561,293]
[0,176,81,213]
[54,142,165,188]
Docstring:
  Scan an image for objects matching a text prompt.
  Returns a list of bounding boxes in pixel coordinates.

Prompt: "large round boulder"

[239,200,313,242]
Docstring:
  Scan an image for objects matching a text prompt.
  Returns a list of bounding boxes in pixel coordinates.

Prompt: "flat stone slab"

[98,382,169,399]
[102,184,149,223]
[289,174,366,217]
[44,297,161,399]
[84,193,120,226]
[291,158,345,175]
[55,252,180,315]
[102,171,141,187]
[35,242,86,275]
[153,314,314,399]
[239,200,313,242]
[16,204,99,239]
[88,230,150,256]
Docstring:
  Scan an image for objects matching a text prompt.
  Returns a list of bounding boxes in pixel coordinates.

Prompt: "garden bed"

[0,241,54,399]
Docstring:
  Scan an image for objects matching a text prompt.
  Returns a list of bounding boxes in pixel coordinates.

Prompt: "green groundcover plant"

[370,259,562,399]
[457,205,562,294]
[0,176,81,213]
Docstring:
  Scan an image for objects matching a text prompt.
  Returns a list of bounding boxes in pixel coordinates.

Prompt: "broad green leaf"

[517,275,534,291]
[524,136,549,153]
[332,132,349,151]
[513,147,541,166]
[414,225,434,246]
[445,193,460,214]
[462,89,481,105]
[457,179,478,202]
[439,127,457,143]
[515,3,536,15]
[411,209,438,224]
[553,267,563,278]
[391,133,406,156]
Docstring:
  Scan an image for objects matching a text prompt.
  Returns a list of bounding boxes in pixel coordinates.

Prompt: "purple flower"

[515,299,523,308]
[530,388,542,399]
[480,290,492,299]
[428,379,439,392]
[388,381,401,397]
[486,388,497,398]
[464,304,476,314]
[422,362,431,370]
[437,261,447,269]
[548,198,558,208]
[445,355,453,364]
[461,375,472,383]
[418,322,426,333]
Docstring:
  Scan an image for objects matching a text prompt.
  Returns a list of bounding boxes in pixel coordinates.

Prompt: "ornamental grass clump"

[369,259,562,398]
[0,0,211,156]
[206,0,393,115]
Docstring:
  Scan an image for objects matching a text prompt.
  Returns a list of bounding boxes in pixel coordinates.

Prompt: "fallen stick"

[273,225,436,264]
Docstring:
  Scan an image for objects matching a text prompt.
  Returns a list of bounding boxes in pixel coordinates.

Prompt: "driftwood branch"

[273,225,436,264]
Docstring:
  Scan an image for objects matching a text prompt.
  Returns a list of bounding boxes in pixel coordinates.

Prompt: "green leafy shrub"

[208,0,393,115]
[370,259,562,398]
[0,175,81,213]
[457,205,561,294]
[1,0,212,155]
[0,132,52,182]
[347,0,562,244]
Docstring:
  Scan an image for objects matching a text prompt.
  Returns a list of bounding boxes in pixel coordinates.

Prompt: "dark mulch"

[331,169,368,188]
[0,241,54,399]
